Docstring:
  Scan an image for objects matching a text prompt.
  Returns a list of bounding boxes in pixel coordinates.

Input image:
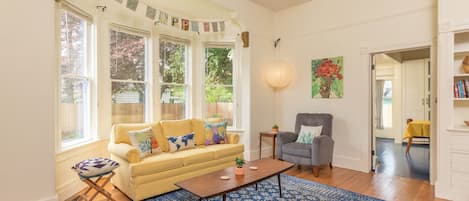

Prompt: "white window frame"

[57,3,96,150]
[203,43,238,128]
[159,36,191,120]
[109,24,151,124]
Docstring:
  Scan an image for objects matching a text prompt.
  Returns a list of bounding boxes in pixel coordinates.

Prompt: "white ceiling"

[249,0,311,11]
[142,0,233,19]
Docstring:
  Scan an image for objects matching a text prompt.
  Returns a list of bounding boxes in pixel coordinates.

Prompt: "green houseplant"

[272,124,279,133]
[234,157,246,175]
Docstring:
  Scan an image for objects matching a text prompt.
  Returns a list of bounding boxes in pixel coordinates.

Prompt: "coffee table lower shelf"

[175,159,294,201]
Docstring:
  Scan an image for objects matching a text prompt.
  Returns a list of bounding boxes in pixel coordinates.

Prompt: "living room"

[2,0,469,200]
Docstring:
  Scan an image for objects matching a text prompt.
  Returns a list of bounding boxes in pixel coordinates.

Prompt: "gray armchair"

[276,113,334,177]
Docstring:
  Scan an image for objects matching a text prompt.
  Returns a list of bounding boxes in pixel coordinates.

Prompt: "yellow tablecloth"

[403,120,430,139]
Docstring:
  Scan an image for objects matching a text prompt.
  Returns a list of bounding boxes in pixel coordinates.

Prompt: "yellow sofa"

[108,119,244,200]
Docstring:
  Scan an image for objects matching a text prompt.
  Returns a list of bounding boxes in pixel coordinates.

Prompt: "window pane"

[159,40,186,84]
[60,78,88,143]
[205,48,233,85]
[110,30,145,81]
[60,10,86,75]
[382,80,392,128]
[160,85,185,120]
[112,82,145,124]
[205,86,233,126]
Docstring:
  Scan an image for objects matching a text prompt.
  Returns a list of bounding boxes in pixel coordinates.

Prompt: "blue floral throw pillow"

[72,157,119,178]
[167,133,195,152]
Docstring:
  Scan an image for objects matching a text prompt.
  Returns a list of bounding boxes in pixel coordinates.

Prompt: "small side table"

[259,131,278,159]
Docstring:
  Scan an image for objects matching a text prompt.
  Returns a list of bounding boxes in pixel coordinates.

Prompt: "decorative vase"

[235,167,244,176]
[319,78,332,98]
[463,56,469,73]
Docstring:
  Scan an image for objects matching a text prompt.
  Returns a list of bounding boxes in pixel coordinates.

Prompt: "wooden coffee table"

[175,158,294,201]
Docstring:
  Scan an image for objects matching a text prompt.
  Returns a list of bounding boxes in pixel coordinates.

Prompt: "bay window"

[204,46,235,126]
[59,7,93,146]
[110,28,148,124]
[159,38,189,120]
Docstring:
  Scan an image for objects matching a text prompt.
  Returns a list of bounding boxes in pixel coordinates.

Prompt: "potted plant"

[234,157,246,176]
[272,124,279,133]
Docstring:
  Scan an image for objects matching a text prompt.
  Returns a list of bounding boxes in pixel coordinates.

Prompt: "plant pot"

[234,167,244,176]
[272,128,279,133]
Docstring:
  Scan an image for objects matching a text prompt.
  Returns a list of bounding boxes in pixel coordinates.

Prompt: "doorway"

[371,48,431,181]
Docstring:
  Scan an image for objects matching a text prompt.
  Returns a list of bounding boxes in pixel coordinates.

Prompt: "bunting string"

[113,0,228,33]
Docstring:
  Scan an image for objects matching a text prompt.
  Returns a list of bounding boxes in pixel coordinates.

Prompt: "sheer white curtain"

[375,80,385,129]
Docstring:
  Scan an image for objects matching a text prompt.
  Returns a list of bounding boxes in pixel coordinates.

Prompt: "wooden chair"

[68,171,116,201]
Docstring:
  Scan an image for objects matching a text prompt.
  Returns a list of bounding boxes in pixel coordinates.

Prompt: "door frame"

[365,40,436,185]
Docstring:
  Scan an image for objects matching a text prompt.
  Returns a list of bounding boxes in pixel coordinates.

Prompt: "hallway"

[375,138,429,180]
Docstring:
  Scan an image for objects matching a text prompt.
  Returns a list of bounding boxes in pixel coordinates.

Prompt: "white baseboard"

[38,194,58,201]
[249,147,273,161]
[333,154,368,173]
[56,177,85,201]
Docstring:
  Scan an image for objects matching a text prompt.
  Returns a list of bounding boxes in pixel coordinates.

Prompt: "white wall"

[273,0,436,172]
[0,1,57,201]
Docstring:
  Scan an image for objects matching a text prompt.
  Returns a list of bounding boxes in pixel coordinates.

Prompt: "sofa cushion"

[282,142,311,158]
[130,154,183,177]
[191,119,207,145]
[203,144,244,159]
[170,148,215,166]
[113,123,164,147]
[160,119,193,137]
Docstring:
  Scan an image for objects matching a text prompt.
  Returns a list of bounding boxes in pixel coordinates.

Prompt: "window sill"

[57,137,104,155]
[227,128,244,133]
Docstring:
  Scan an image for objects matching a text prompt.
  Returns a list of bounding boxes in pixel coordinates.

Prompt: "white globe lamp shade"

[265,61,292,89]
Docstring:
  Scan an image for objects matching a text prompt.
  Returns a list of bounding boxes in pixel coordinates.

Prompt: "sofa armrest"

[276,131,298,159]
[227,133,239,144]
[311,135,334,165]
[108,143,141,163]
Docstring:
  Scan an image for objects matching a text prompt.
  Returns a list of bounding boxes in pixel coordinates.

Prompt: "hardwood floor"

[71,165,446,201]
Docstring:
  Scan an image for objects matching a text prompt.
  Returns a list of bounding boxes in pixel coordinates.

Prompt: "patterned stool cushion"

[72,157,119,178]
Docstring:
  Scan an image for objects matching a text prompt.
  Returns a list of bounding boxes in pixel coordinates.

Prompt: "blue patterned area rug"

[146,174,384,201]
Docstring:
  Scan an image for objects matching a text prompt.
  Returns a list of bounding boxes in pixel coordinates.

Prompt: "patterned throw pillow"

[204,121,228,145]
[128,127,161,158]
[167,133,195,152]
[72,157,119,178]
[296,125,323,144]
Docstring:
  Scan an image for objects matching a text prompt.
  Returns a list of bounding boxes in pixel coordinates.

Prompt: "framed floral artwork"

[311,56,344,98]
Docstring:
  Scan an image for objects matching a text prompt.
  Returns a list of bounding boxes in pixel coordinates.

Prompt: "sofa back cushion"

[160,119,193,137]
[192,119,207,145]
[113,123,165,147]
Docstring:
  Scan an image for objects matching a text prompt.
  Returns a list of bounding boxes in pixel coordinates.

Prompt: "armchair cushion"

[282,142,311,158]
